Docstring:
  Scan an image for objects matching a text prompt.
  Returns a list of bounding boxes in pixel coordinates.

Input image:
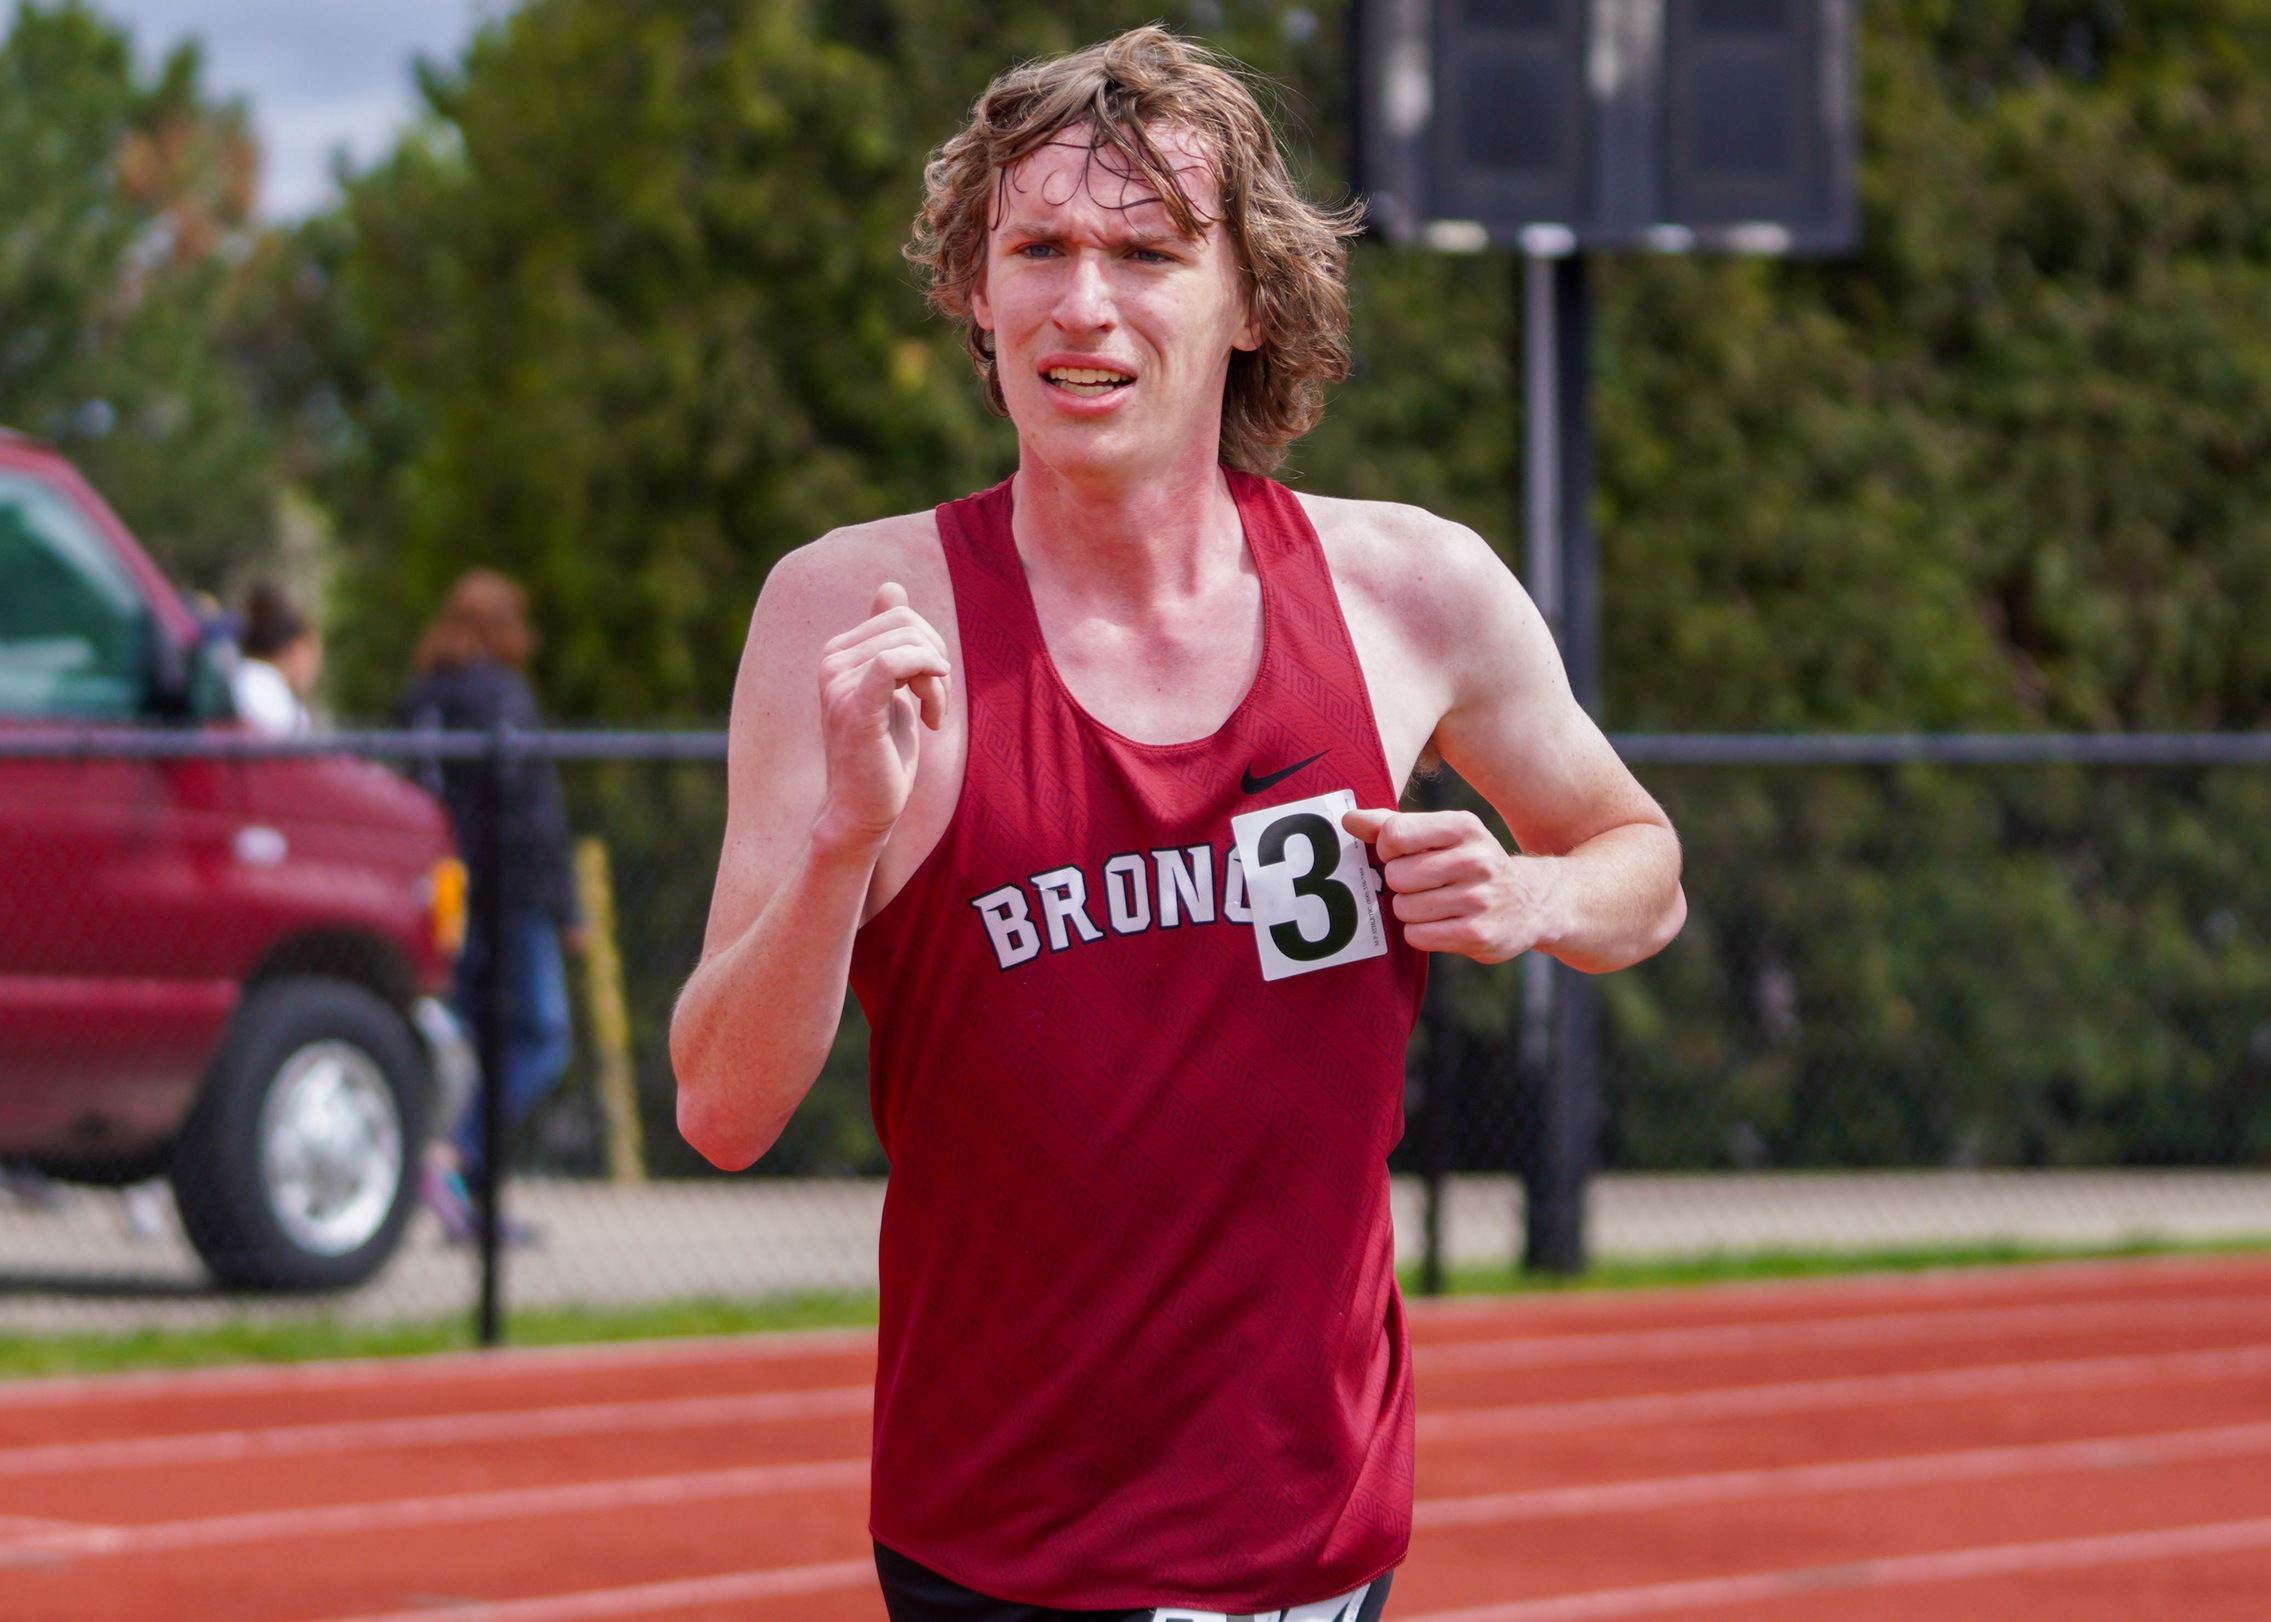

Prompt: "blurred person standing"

[231,580,323,735]
[400,570,581,1243]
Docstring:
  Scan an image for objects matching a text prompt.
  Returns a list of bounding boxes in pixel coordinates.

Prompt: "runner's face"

[972,125,1259,480]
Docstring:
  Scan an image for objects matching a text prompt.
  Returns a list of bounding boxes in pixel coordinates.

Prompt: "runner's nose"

[1050,250,1117,337]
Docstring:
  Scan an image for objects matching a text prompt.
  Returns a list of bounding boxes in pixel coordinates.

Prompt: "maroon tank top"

[848,471,1425,1611]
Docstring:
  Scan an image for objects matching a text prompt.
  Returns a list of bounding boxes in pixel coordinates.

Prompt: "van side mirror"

[141,612,189,718]
[144,617,239,724]
[188,630,239,722]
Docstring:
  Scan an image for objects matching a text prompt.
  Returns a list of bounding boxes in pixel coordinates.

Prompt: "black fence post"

[1515,251,1600,1277]
[1416,772,1460,1297]
[1543,254,1601,1276]
[1525,969,1596,1274]
[474,723,510,1347]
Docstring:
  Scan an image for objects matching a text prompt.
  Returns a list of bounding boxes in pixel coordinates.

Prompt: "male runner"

[671,27,1685,1622]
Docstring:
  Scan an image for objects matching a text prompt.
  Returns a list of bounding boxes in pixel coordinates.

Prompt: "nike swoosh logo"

[1241,749,1330,795]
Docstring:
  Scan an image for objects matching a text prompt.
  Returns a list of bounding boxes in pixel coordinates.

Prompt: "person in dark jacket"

[399,570,581,1242]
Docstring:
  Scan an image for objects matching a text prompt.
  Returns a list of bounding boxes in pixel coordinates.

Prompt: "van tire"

[172,976,428,1292]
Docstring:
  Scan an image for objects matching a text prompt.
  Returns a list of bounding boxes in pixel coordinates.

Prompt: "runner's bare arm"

[1316,500,1684,973]
[670,526,957,1169]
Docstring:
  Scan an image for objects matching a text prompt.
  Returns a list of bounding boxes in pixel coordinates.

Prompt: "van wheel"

[172,977,428,1291]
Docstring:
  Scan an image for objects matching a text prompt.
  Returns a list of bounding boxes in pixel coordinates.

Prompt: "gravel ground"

[2,1170,2267,1336]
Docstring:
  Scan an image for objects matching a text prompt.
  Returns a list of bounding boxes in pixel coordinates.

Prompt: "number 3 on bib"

[1229,788,1390,982]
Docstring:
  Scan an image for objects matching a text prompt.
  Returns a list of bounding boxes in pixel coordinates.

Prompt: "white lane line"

[21,1341,2271,1480]
[0,1325,879,1411]
[0,1457,867,1565]
[0,1512,100,1557]
[0,1513,85,1535]
[313,1557,878,1622]
[1415,1418,2271,1529]
[18,1419,2267,1565]
[23,1417,2261,1566]
[1396,1513,2271,1621]
[295,1509,2271,1622]
[1416,1342,2271,1439]
[1416,1292,2271,1373]
[0,1384,871,1479]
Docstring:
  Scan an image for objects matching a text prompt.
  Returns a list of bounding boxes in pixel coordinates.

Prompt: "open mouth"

[1042,365,1135,398]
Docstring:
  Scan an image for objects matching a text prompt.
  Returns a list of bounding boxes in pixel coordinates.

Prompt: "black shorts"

[874,1542,1394,1622]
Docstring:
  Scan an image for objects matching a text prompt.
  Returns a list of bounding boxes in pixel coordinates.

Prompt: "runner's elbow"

[1603,874,1687,971]
[674,1085,782,1172]
[668,999,780,1170]
[1649,882,1689,960]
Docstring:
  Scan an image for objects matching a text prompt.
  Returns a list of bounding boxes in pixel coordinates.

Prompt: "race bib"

[1228,788,1388,983]
[1152,1580,1372,1622]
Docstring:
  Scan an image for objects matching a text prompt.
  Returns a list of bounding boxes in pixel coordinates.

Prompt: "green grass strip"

[1399,1234,2271,1298]
[0,1292,877,1381]
[3,1237,2265,1381]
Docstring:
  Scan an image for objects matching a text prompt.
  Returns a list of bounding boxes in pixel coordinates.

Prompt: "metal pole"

[1518,250,1562,1274]
[1544,253,1600,1275]
[1522,252,1562,634]
[1543,949,1600,1274]
[1517,249,1600,1276]
[1556,255,1600,719]
[1419,963,1456,1297]
[1416,775,1459,1296]
[475,725,510,1346]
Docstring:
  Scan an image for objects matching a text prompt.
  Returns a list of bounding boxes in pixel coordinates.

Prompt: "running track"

[5,1255,2271,1619]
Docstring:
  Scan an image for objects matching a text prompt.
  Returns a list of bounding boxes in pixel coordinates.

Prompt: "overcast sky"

[99,0,495,218]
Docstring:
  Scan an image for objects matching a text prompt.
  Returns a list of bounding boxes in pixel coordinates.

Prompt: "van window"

[0,471,150,718]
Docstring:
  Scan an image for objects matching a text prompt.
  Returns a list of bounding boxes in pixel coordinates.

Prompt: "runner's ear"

[1231,291,1263,354]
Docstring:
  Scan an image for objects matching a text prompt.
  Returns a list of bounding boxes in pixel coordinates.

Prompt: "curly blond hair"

[906,26,1361,475]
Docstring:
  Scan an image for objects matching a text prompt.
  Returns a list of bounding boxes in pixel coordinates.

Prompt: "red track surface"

[7,1255,2271,1619]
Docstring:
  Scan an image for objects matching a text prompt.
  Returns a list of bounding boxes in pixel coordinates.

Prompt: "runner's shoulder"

[1294,491,1517,638]
[748,510,952,648]
[765,510,945,602]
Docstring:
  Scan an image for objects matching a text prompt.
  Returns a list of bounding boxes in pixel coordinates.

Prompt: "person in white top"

[230,580,322,735]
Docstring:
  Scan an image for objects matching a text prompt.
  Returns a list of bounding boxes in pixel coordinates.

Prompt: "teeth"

[1046,367,1131,385]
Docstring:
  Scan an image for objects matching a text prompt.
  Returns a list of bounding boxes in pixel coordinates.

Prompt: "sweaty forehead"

[993,123,1224,237]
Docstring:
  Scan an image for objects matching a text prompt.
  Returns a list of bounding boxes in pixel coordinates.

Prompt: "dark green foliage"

[1607,766,2271,1170]
[0,2,287,588]
[1597,1,2271,731]
[321,0,1018,720]
[1567,2,2271,1170]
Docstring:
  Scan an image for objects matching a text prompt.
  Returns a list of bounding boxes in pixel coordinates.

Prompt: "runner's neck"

[1008,459,1247,610]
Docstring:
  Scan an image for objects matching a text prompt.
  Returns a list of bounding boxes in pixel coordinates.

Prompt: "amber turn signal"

[428,857,469,958]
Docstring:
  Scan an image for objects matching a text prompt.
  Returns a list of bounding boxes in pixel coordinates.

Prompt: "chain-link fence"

[1408,734,2271,1284]
[5,729,2270,1343]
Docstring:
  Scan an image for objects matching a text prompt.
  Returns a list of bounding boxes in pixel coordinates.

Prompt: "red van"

[0,430,468,1289]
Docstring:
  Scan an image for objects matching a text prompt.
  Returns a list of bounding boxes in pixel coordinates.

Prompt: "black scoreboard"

[1354,0,1858,255]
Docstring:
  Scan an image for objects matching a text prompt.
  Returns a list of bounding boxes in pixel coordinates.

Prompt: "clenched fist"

[1341,807,1553,963]
[815,582,950,850]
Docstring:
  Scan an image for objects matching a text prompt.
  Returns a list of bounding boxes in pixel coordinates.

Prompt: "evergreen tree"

[321,0,1018,720]
[0,1,288,588]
